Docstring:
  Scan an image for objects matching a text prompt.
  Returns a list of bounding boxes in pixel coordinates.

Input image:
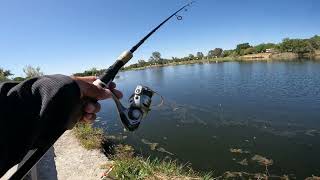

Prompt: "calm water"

[96,61,320,178]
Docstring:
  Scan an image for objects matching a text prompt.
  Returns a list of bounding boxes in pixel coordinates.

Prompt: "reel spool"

[110,85,163,131]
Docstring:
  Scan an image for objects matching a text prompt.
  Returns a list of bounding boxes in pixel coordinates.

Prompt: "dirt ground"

[38,130,110,180]
[2,130,111,180]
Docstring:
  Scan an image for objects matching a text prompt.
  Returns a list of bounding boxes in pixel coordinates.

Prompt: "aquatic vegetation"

[158,100,213,126]
[251,154,273,167]
[141,138,174,155]
[150,144,159,151]
[157,147,174,156]
[305,129,319,136]
[305,175,320,180]
[261,128,298,138]
[190,114,207,126]
[214,171,290,180]
[222,171,243,178]
[141,138,159,150]
[158,99,317,143]
[163,137,168,140]
[237,158,248,166]
[229,148,250,154]
[105,135,128,141]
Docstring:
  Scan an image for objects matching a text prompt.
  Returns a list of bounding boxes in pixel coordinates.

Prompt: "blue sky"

[1,0,319,77]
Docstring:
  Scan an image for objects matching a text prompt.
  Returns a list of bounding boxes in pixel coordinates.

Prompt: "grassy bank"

[73,123,211,179]
[73,123,320,179]
[72,123,320,179]
[108,144,212,180]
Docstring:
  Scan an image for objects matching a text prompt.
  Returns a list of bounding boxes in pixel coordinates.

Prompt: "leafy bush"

[0,68,13,82]
[243,47,256,55]
[236,43,251,55]
[208,48,223,58]
[279,38,314,53]
[254,43,276,53]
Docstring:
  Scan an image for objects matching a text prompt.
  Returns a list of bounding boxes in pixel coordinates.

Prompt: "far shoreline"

[121,52,320,72]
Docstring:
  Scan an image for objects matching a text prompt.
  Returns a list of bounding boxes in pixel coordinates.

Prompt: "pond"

[96,60,320,179]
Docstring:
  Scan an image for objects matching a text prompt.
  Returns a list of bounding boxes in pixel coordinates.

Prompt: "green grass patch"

[73,122,104,150]
[108,144,213,180]
[73,124,213,179]
[110,157,213,180]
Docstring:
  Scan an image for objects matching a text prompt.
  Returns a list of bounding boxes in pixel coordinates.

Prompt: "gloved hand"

[72,76,123,123]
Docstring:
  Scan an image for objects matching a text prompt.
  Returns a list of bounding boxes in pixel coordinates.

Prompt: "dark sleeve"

[0,75,82,177]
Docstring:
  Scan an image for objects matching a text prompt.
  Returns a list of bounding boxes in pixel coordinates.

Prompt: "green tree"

[279,38,314,54]
[308,35,320,49]
[222,50,236,57]
[149,51,162,62]
[236,43,251,55]
[254,43,276,53]
[85,68,99,76]
[208,48,223,58]
[171,57,180,62]
[196,52,204,60]
[23,65,44,78]
[74,68,106,77]
[138,59,147,66]
[243,47,256,55]
[13,77,25,82]
[0,68,13,81]
[188,54,195,60]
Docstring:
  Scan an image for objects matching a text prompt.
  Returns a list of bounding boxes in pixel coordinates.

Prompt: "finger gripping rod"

[94,1,194,88]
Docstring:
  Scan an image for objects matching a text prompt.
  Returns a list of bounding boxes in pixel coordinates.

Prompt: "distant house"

[265,48,274,53]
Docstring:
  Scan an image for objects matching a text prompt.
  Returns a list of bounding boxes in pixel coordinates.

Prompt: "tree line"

[2,35,319,79]
[119,35,320,71]
[0,65,44,82]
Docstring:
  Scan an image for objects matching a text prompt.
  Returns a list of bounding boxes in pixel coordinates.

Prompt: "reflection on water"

[96,61,320,179]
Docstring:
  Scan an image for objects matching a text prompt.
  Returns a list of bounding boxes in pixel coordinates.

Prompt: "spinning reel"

[111,85,163,131]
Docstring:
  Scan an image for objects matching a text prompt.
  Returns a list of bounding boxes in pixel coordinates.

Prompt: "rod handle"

[94,51,133,88]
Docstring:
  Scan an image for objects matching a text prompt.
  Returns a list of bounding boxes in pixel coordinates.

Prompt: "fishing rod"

[9,1,195,179]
